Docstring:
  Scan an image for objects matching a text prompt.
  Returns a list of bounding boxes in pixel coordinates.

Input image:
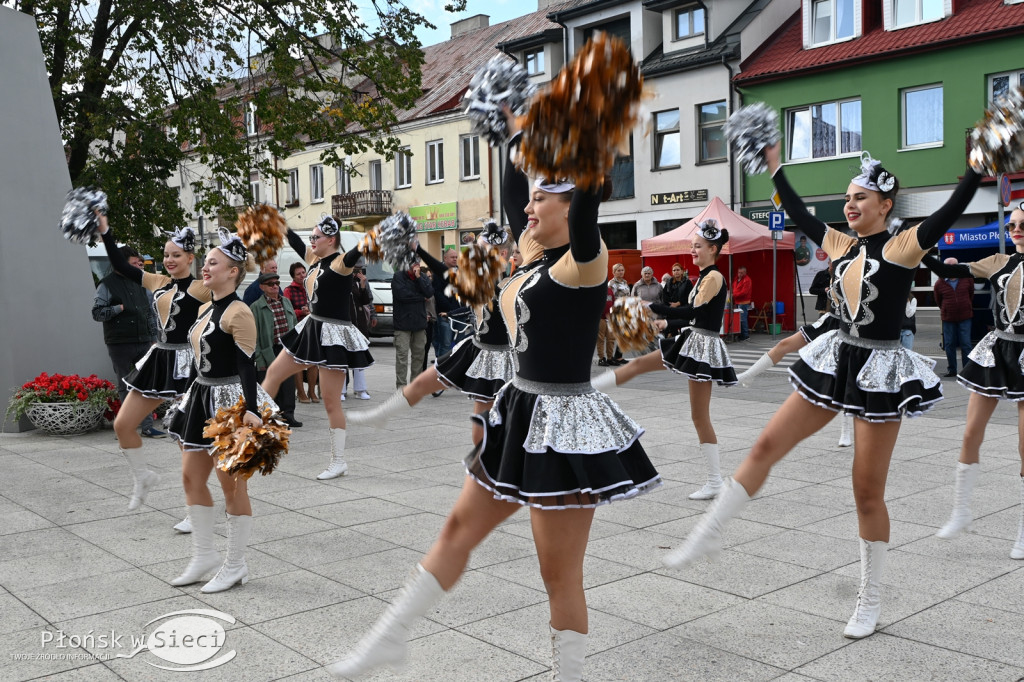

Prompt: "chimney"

[537,0,556,8]
[451,14,489,38]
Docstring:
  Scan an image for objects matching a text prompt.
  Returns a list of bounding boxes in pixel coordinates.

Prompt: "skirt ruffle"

[281,315,373,370]
[958,331,1024,400]
[800,313,841,344]
[465,382,661,509]
[123,345,194,399]
[435,337,515,402]
[789,329,942,422]
[166,381,278,451]
[660,328,737,385]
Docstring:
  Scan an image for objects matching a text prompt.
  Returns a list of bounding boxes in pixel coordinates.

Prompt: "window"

[653,109,680,170]
[310,164,324,202]
[369,160,382,191]
[609,136,634,200]
[335,160,351,195]
[698,101,727,163]
[892,0,944,27]
[808,0,855,45]
[675,6,706,39]
[396,147,412,188]
[787,98,861,161]
[902,85,943,148]
[989,70,1024,104]
[244,102,258,136]
[460,135,480,180]
[583,17,631,46]
[655,219,685,235]
[426,140,444,184]
[286,168,300,205]
[525,49,544,76]
[248,172,261,204]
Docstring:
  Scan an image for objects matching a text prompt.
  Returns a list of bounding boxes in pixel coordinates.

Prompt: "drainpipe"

[722,55,736,211]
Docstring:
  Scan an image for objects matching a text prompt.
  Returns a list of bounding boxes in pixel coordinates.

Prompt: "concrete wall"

[0,7,112,431]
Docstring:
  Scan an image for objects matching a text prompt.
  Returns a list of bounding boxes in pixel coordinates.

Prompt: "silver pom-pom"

[60,187,108,246]
[463,57,537,147]
[969,87,1024,176]
[376,213,419,271]
[724,103,781,176]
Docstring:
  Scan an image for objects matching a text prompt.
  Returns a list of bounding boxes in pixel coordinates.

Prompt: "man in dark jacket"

[809,263,833,315]
[392,262,434,388]
[933,257,975,377]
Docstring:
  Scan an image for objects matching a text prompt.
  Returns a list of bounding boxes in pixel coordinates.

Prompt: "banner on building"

[793,229,829,293]
[410,202,458,232]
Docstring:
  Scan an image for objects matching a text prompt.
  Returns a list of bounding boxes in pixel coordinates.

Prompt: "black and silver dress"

[279,231,374,371]
[166,293,277,450]
[652,267,738,385]
[100,230,211,399]
[774,167,981,421]
[800,297,843,344]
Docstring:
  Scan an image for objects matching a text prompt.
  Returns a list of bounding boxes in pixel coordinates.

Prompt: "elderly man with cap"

[250,272,302,427]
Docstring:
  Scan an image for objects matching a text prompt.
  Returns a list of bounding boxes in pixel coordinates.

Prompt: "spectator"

[242,258,277,305]
[608,263,631,365]
[732,266,753,341]
[662,262,693,307]
[596,282,615,366]
[342,259,374,401]
[809,264,832,315]
[934,258,975,376]
[422,268,436,374]
[250,273,301,427]
[901,293,917,350]
[392,261,434,388]
[431,248,462,359]
[283,261,318,404]
[631,266,661,304]
[92,246,161,437]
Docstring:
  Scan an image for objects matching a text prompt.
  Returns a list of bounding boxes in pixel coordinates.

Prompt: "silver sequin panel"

[175,381,278,416]
[969,331,1024,373]
[293,315,370,351]
[135,344,195,380]
[798,329,940,392]
[466,346,515,382]
[671,327,733,369]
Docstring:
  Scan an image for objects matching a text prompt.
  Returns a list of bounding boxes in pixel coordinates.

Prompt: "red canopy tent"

[640,197,798,331]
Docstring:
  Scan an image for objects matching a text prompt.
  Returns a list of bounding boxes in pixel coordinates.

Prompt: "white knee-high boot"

[837,413,854,448]
[201,514,252,593]
[688,443,723,500]
[936,462,980,539]
[550,626,587,682]
[122,446,160,511]
[1011,476,1024,560]
[327,564,445,678]
[346,389,412,428]
[318,428,348,480]
[736,353,775,387]
[591,370,618,393]
[170,505,221,586]
[664,478,750,568]
[844,538,887,639]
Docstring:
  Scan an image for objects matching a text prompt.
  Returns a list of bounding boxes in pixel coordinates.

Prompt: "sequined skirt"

[435,337,515,402]
[789,329,942,422]
[660,327,737,385]
[281,314,374,370]
[166,376,278,450]
[800,313,841,344]
[465,378,662,509]
[123,343,194,399]
[958,330,1024,400]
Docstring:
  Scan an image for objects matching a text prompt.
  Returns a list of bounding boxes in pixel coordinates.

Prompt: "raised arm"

[771,168,828,247]
[568,186,604,264]
[920,253,972,279]
[286,229,309,262]
[502,132,529,243]
[416,246,447,278]
[329,243,363,274]
[915,170,983,249]
[99,229,143,285]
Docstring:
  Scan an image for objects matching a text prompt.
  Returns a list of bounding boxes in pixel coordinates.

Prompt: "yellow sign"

[770,190,782,211]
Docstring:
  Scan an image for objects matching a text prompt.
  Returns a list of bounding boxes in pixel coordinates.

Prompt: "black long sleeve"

[915,170,983,250]
[342,244,362,268]
[235,346,260,418]
[286,229,307,260]
[650,302,694,319]
[921,253,973,278]
[771,168,828,247]
[568,187,604,263]
[502,132,529,243]
[100,229,143,285]
[416,246,447,278]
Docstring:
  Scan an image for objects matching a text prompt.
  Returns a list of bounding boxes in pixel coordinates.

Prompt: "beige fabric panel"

[141,271,171,292]
[189,303,213,359]
[222,301,257,357]
[693,270,724,306]
[823,229,855,261]
[153,288,175,329]
[549,240,609,289]
[188,279,212,302]
[882,225,927,268]
[970,254,1009,280]
[329,253,353,276]
[304,265,321,300]
[500,271,533,347]
[519,229,545,265]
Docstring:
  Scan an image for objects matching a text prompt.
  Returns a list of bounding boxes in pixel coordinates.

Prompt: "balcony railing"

[332,190,392,220]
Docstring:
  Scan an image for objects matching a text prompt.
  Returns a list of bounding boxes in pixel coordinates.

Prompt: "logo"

[943,232,955,245]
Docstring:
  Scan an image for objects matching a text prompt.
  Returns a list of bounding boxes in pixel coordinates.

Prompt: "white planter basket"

[25,402,105,436]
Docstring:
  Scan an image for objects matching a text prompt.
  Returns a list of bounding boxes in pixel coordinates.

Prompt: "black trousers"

[257,344,296,417]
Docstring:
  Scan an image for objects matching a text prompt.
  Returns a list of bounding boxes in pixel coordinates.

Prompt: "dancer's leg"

[113,391,165,449]
[532,506,594,633]
[319,367,347,430]
[689,379,715,444]
[404,367,446,407]
[262,351,307,400]
[181,447,216,507]
[767,332,806,364]
[851,418,900,542]
[960,393,999,465]
[612,349,664,386]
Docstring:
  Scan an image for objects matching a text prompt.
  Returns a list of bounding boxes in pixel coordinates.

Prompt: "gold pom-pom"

[203,397,290,480]
[607,297,658,353]
[445,242,505,309]
[235,205,287,265]
[358,227,382,262]
[520,33,644,191]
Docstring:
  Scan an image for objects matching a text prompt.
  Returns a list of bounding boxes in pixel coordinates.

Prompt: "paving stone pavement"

[2,334,1023,681]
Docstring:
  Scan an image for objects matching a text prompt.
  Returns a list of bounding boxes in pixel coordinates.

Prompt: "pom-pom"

[375,213,419,271]
[607,297,658,353]
[723,103,780,176]
[357,227,382,262]
[519,33,644,191]
[969,87,1024,176]
[444,242,505,309]
[60,187,108,246]
[463,57,538,146]
[235,205,286,265]
[203,397,290,480]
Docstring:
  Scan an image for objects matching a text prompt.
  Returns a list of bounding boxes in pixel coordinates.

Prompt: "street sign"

[768,211,785,231]
[770,190,782,211]
[1000,173,1012,207]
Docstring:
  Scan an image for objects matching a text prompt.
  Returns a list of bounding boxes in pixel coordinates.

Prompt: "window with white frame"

[890,0,945,28]
[245,102,258,136]
[460,135,480,180]
[653,109,681,170]
[335,161,351,195]
[902,85,943,148]
[396,147,412,188]
[675,6,705,40]
[806,0,856,46]
[286,168,300,205]
[249,172,261,203]
[698,101,727,163]
[310,164,324,202]
[369,160,382,191]
[787,98,862,161]
[426,140,444,184]
[525,49,544,76]
[989,70,1024,104]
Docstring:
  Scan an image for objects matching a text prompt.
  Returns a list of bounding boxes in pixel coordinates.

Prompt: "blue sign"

[1001,174,1012,207]
[768,211,785,231]
[938,217,1012,250]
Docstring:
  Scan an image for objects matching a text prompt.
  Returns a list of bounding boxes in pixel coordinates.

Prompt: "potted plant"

[6,372,118,436]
